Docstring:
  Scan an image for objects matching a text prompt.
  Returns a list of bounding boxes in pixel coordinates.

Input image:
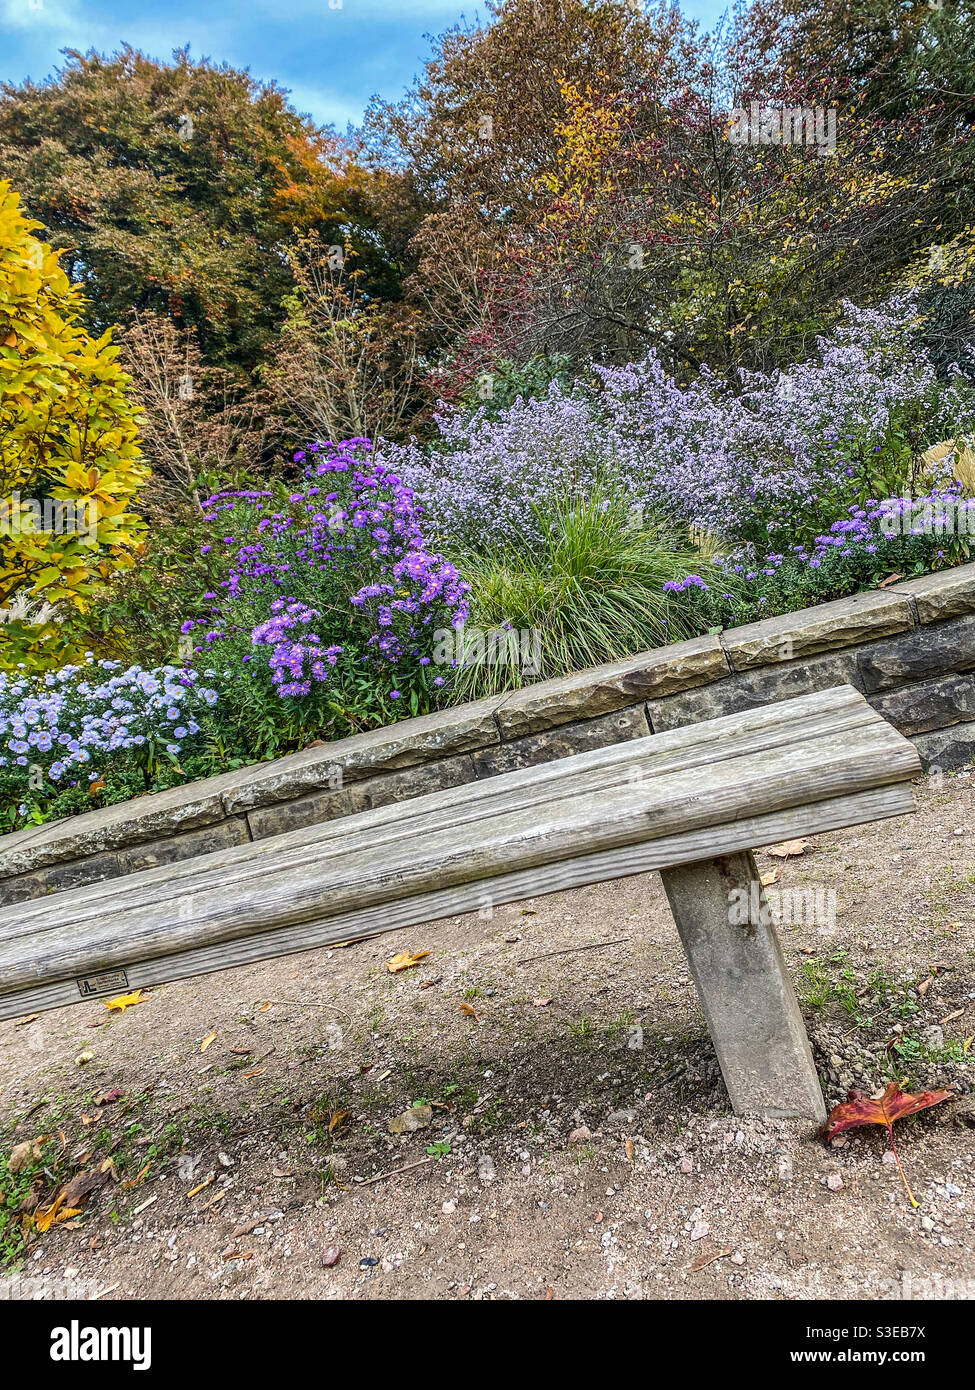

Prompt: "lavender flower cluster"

[250,602,343,697]
[666,484,973,620]
[0,658,219,794]
[380,298,974,552]
[181,440,470,706]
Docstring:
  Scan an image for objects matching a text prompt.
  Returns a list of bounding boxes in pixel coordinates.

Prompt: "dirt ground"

[2,770,974,1302]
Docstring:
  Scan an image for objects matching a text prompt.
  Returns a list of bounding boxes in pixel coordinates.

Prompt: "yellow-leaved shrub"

[0,179,147,668]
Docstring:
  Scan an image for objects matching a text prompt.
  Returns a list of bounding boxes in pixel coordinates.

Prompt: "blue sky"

[0,0,730,131]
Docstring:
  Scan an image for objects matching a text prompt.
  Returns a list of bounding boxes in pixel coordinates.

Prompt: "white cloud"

[279,78,365,129]
[0,0,83,32]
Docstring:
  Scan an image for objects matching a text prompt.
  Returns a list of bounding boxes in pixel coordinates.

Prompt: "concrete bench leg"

[659,851,826,1123]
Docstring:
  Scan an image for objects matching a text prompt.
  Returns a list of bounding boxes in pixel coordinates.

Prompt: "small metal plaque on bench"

[76,969,129,999]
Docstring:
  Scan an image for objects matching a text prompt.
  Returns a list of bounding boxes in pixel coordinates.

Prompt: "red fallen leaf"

[821,1081,954,1206]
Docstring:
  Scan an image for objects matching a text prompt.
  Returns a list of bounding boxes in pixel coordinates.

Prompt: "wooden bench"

[0,685,921,1121]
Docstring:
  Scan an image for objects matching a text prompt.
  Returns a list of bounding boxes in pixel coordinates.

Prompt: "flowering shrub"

[660,485,975,630]
[379,385,623,553]
[727,486,975,616]
[381,298,975,554]
[0,658,221,827]
[181,439,470,751]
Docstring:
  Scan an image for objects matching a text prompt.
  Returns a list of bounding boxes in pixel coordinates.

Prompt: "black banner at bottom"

[0,1296,961,1373]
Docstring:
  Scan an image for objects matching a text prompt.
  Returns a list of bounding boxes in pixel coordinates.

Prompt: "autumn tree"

[738,0,975,371]
[368,0,678,224]
[0,47,374,373]
[374,0,975,381]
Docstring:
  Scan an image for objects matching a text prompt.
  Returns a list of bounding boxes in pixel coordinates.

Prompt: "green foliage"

[453,489,740,698]
[455,355,575,421]
[0,1134,55,1269]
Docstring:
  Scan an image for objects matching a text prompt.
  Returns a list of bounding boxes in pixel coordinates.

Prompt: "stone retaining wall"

[3,563,975,906]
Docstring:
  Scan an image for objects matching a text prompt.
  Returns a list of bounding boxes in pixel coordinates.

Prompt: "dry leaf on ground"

[386,950,431,973]
[388,1104,432,1134]
[768,838,811,858]
[821,1081,954,1206]
[7,1138,44,1173]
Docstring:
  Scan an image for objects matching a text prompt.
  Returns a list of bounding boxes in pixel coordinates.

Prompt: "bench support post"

[659,851,826,1123]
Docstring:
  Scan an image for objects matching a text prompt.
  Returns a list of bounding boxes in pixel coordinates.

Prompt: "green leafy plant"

[453,488,741,698]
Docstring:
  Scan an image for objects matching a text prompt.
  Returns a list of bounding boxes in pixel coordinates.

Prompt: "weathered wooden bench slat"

[0,783,913,1024]
[0,715,915,990]
[2,685,890,942]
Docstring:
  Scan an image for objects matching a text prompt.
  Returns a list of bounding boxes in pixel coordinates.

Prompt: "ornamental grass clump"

[0,658,220,828]
[182,439,470,751]
[453,489,744,699]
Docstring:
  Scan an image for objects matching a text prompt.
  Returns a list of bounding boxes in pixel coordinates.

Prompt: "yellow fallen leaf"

[34,1194,83,1233]
[328,1110,349,1133]
[104,990,144,1013]
[200,1031,217,1052]
[33,1195,64,1231]
[760,868,780,887]
[624,1138,635,1161]
[768,838,811,858]
[386,950,431,974]
[459,1002,480,1022]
